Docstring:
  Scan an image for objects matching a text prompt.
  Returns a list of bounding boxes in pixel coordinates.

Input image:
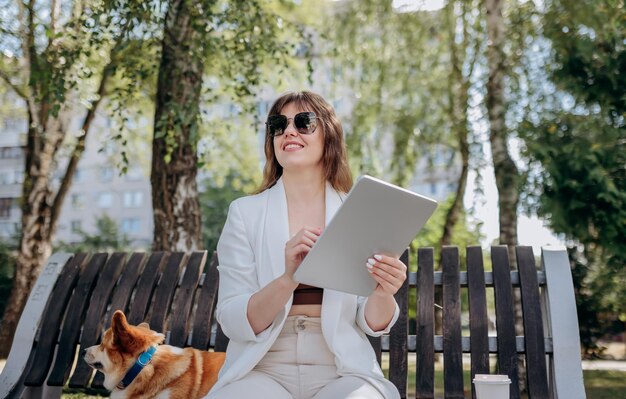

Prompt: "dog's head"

[84,310,165,391]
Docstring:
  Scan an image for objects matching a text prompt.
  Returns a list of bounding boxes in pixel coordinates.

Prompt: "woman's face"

[273,102,325,173]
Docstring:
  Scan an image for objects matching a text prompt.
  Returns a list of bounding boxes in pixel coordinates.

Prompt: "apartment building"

[0,100,153,249]
[0,112,24,242]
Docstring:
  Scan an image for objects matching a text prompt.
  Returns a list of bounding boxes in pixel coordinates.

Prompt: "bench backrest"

[1,245,585,399]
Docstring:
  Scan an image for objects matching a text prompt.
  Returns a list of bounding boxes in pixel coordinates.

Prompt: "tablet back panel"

[294,175,438,296]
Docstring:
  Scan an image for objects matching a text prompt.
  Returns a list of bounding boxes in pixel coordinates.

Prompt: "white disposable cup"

[472,374,511,399]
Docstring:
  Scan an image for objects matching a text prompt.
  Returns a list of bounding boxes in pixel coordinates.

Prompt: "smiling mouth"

[284,144,304,151]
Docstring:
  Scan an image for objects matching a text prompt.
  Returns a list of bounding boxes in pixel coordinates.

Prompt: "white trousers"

[212,316,385,399]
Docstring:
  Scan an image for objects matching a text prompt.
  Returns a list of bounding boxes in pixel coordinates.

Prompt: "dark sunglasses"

[266,112,319,137]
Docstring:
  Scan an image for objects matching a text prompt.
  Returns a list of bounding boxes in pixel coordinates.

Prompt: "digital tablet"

[293,175,438,297]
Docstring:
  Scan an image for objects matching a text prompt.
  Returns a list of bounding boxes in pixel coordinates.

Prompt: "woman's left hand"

[367,254,407,297]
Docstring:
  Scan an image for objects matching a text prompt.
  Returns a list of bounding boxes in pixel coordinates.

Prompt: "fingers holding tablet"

[366,254,407,296]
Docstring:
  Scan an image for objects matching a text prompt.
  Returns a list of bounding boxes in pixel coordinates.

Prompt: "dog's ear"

[111,311,136,351]
[136,322,164,345]
[153,332,165,344]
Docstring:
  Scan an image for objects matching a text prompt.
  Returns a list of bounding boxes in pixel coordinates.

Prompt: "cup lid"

[472,374,511,384]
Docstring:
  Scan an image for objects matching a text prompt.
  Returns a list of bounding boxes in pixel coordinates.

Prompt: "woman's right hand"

[283,226,322,286]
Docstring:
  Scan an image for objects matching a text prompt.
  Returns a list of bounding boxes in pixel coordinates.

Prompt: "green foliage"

[100,0,311,170]
[570,247,626,357]
[519,0,626,351]
[544,0,626,119]
[54,215,131,253]
[0,0,141,118]
[0,241,17,320]
[520,0,626,268]
[521,115,625,265]
[413,194,484,263]
[327,0,452,184]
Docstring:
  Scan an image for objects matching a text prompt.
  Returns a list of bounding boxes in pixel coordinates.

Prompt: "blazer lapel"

[264,178,290,280]
[321,183,348,331]
[324,180,345,225]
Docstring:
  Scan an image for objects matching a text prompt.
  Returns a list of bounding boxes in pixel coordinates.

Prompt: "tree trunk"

[151,0,209,252]
[0,62,111,356]
[434,1,472,363]
[0,112,58,356]
[486,0,525,391]
[440,1,471,248]
[485,0,519,252]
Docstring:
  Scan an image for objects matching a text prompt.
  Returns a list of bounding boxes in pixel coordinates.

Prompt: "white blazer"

[207,178,400,399]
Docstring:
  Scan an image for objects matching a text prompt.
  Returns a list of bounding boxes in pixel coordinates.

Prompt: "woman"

[206,91,406,399]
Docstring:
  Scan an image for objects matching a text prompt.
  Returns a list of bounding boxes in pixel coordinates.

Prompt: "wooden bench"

[0,245,586,399]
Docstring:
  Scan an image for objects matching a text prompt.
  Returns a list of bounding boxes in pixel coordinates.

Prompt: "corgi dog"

[84,310,226,399]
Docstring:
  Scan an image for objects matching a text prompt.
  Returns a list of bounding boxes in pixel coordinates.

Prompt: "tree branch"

[17,0,42,132]
[0,68,28,99]
[49,0,60,47]
[50,63,113,229]
[467,0,484,79]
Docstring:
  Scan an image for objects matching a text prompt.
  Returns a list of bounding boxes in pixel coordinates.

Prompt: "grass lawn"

[582,370,626,399]
[59,369,626,398]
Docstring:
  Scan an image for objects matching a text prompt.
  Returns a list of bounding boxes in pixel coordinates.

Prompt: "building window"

[71,220,82,233]
[0,222,17,236]
[430,182,437,195]
[121,218,141,234]
[0,171,13,185]
[71,193,85,209]
[125,166,144,181]
[0,147,23,159]
[3,117,26,132]
[97,192,114,208]
[99,167,114,182]
[0,198,12,218]
[446,149,456,166]
[123,191,143,208]
[13,170,24,184]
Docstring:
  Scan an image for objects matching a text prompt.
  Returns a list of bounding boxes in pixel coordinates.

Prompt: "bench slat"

[516,246,550,399]
[69,253,127,388]
[150,253,186,333]
[403,335,553,353]
[491,246,521,399]
[467,246,489,399]
[91,252,148,389]
[46,253,108,386]
[442,247,464,399]
[103,253,148,329]
[127,252,167,325]
[367,335,382,366]
[191,253,220,349]
[23,254,86,386]
[214,324,229,352]
[389,250,409,398]
[409,270,547,287]
[415,248,435,399]
[212,253,230,352]
[169,252,206,347]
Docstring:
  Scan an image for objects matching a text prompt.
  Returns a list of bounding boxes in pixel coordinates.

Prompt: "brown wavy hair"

[254,91,353,194]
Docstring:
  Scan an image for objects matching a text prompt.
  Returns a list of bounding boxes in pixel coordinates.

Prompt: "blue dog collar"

[116,346,157,390]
